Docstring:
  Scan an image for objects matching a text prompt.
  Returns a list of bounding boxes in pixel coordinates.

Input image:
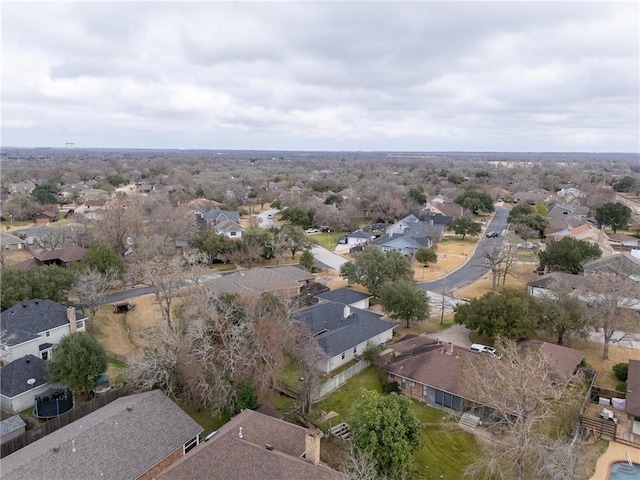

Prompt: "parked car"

[486,231,499,238]
[470,343,502,359]
[305,228,319,234]
[517,241,535,249]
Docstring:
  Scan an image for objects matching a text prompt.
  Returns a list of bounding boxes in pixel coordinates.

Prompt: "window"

[45,331,50,337]
[435,390,461,410]
[41,351,49,361]
[76,320,84,330]
[401,378,406,388]
[230,231,237,236]
[423,385,428,397]
[183,435,199,454]
[410,381,415,387]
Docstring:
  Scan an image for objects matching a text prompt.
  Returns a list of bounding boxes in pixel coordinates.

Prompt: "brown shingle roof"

[34,246,86,263]
[626,360,640,416]
[517,340,585,380]
[157,410,344,480]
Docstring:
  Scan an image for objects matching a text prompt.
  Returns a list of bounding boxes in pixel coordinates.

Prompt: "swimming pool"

[608,461,640,480]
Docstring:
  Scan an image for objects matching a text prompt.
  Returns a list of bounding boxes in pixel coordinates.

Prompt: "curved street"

[418,205,510,293]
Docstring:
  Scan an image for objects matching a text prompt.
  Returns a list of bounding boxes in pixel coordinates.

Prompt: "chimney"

[67,306,77,333]
[343,306,351,319]
[305,428,321,465]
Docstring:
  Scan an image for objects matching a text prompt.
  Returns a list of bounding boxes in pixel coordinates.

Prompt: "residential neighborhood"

[1,149,639,479]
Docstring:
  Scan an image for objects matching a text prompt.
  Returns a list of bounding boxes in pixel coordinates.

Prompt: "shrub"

[615,381,627,393]
[612,363,628,381]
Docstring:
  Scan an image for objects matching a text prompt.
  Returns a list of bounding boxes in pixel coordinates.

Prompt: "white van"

[470,344,500,358]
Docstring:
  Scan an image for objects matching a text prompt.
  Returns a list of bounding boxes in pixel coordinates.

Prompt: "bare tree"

[578,274,640,359]
[138,256,185,328]
[295,329,328,415]
[73,267,121,325]
[477,243,520,290]
[461,338,585,480]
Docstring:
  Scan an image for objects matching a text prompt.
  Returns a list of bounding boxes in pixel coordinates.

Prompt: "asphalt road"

[418,205,511,293]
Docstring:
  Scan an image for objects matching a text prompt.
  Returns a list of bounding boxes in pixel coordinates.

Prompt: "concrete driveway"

[311,245,348,270]
[423,323,472,347]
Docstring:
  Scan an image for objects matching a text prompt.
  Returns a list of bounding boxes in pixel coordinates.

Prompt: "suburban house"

[14,246,86,269]
[315,287,372,310]
[607,233,640,249]
[527,272,588,299]
[1,390,203,480]
[385,336,584,416]
[545,223,616,256]
[582,253,640,279]
[207,265,316,299]
[1,232,26,251]
[546,203,589,220]
[198,207,243,238]
[1,299,87,364]
[294,302,396,373]
[33,209,59,225]
[339,230,374,246]
[425,202,464,220]
[156,409,344,480]
[1,355,52,412]
[373,214,444,255]
[511,190,554,205]
[7,181,36,194]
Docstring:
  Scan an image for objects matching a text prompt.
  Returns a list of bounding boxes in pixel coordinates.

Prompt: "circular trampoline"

[34,388,74,419]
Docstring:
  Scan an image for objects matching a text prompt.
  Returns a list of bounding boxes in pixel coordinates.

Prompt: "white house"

[1,300,87,364]
[0,355,55,412]
[294,303,396,373]
[315,287,372,310]
[340,230,374,246]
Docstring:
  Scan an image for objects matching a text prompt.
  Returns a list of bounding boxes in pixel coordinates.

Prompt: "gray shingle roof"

[157,409,344,480]
[1,390,203,480]
[348,230,373,239]
[1,300,85,347]
[0,415,26,437]
[294,303,396,357]
[203,207,240,222]
[1,355,48,398]
[208,266,314,296]
[315,287,371,306]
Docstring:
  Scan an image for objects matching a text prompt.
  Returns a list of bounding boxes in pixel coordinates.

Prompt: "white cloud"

[1,1,638,151]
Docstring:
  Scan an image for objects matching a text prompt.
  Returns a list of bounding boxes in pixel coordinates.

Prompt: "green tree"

[538,237,601,274]
[415,247,437,266]
[324,193,343,205]
[509,204,548,237]
[46,332,108,394]
[191,230,235,263]
[535,283,594,345]
[80,242,125,277]
[30,184,59,204]
[340,247,413,297]
[455,188,494,214]
[449,216,482,239]
[380,278,430,328]
[349,390,423,479]
[1,266,75,310]
[595,202,632,233]
[408,187,427,205]
[299,249,315,271]
[613,176,636,193]
[280,224,312,258]
[280,206,315,228]
[454,288,540,339]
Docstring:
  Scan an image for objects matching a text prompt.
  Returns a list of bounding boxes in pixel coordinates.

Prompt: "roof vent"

[25,358,31,364]
[265,444,274,451]
[27,378,36,385]
[52,446,59,453]
[126,406,133,411]
[238,427,243,439]
[22,304,27,308]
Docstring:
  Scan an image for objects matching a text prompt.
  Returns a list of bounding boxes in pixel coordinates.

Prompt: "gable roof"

[517,340,585,379]
[202,207,240,223]
[157,409,344,480]
[0,232,26,247]
[1,299,84,347]
[347,230,374,239]
[315,287,371,306]
[1,390,203,480]
[626,360,640,417]
[207,266,314,296]
[0,355,48,398]
[34,246,87,263]
[527,272,589,290]
[433,203,464,219]
[294,303,396,357]
[582,254,640,277]
[214,218,243,232]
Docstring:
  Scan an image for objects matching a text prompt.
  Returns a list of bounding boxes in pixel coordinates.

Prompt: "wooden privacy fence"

[1,386,131,458]
[315,360,371,401]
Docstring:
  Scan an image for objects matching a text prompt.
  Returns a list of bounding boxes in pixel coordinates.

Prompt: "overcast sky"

[2,1,639,152]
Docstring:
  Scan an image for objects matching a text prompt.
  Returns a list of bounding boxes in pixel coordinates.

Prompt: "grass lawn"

[312,231,349,250]
[174,399,229,437]
[413,425,478,479]
[314,367,381,427]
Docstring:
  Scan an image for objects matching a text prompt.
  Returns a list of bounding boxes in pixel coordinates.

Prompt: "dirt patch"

[412,237,476,282]
[455,262,537,299]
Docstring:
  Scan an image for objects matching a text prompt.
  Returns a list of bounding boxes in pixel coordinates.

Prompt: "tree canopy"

[595,202,632,233]
[191,230,235,263]
[340,246,413,297]
[455,188,495,214]
[454,288,540,339]
[46,332,108,394]
[349,390,423,479]
[449,216,482,239]
[1,266,75,311]
[537,237,601,274]
[80,242,125,277]
[535,282,594,345]
[415,246,438,266]
[508,204,548,238]
[380,278,430,328]
[280,206,315,228]
[299,249,315,271]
